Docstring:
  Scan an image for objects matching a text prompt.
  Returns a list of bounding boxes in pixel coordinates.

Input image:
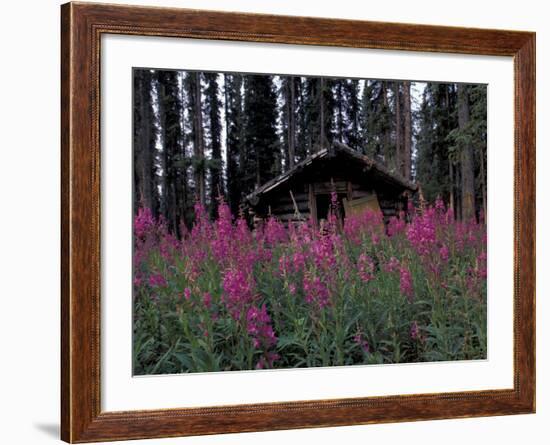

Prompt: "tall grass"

[133,196,486,374]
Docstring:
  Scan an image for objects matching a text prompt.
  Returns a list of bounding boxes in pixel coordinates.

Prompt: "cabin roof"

[245,142,417,204]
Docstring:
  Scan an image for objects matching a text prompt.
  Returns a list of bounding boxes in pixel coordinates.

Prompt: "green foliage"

[133,206,487,375]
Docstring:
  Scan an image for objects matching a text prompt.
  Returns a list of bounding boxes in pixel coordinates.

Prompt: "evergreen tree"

[416,83,458,206]
[224,73,245,216]
[183,72,206,207]
[133,69,159,217]
[279,76,298,171]
[204,72,223,217]
[360,80,393,164]
[457,84,476,220]
[155,70,186,234]
[243,75,280,192]
[402,81,412,180]
[295,77,309,161]
[345,79,361,149]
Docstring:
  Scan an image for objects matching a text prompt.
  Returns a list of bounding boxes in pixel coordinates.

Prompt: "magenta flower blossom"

[263,216,287,245]
[255,352,280,369]
[246,304,277,348]
[134,207,156,239]
[410,321,420,341]
[357,253,375,283]
[303,273,330,309]
[407,210,437,256]
[148,273,167,288]
[399,265,414,302]
[222,269,256,319]
[387,215,406,237]
[384,256,400,273]
[353,332,370,353]
[184,287,191,301]
[477,251,487,279]
[439,245,450,262]
[203,292,212,308]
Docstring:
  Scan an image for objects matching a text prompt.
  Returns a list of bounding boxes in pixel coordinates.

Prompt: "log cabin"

[245,142,417,226]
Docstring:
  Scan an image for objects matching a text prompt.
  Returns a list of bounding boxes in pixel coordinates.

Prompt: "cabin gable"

[246,143,416,225]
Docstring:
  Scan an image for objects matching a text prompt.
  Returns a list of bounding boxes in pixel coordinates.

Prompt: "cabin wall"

[253,182,311,225]
[248,167,412,226]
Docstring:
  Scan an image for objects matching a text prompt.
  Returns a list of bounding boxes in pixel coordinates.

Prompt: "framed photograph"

[61,2,535,442]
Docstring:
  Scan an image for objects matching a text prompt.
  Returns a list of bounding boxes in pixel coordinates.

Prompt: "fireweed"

[133,197,487,374]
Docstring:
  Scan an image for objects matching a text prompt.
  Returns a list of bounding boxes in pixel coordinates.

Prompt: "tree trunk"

[156,81,169,220]
[382,82,391,163]
[458,84,476,221]
[449,158,455,216]
[193,72,205,205]
[287,77,296,169]
[394,83,401,174]
[480,146,487,222]
[402,81,412,180]
[320,77,326,149]
[177,71,188,229]
[138,71,154,214]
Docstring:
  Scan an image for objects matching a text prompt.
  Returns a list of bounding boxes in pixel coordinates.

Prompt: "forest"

[132,69,487,374]
[133,70,487,231]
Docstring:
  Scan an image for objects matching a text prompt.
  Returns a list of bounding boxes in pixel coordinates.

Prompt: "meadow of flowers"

[133,195,487,375]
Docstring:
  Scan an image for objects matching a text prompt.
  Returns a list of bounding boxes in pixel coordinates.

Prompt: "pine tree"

[243,75,280,192]
[204,72,223,217]
[155,70,186,234]
[224,73,245,216]
[133,69,158,217]
[279,76,298,171]
[416,83,458,206]
[183,72,206,207]
[345,79,361,149]
[360,80,393,164]
[457,84,476,220]
[402,81,412,180]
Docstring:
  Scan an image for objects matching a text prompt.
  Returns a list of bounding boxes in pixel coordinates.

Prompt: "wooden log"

[308,184,317,227]
[270,202,310,214]
[275,212,309,221]
[271,193,309,205]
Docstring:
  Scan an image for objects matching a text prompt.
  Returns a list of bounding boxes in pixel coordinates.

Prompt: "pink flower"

[410,321,420,341]
[439,245,449,262]
[399,265,414,302]
[246,304,279,369]
[407,210,437,256]
[353,332,370,353]
[387,215,406,237]
[303,273,330,309]
[477,251,487,279]
[357,253,375,283]
[148,273,167,288]
[384,256,400,273]
[184,287,191,301]
[222,269,256,319]
[134,207,156,239]
[263,216,287,245]
[203,292,212,308]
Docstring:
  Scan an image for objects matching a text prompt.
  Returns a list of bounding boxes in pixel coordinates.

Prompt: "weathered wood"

[343,194,382,217]
[308,183,317,227]
[62,3,535,442]
[275,213,308,221]
[271,202,310,214]
[313,181,348,194]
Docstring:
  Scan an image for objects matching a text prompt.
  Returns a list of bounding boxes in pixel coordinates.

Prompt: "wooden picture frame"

[61,2,535,442]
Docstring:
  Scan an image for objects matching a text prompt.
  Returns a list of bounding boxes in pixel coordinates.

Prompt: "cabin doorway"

[315,193,347,223]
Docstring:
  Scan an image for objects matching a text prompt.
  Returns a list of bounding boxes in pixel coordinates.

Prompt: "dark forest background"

[133,69,487,235]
